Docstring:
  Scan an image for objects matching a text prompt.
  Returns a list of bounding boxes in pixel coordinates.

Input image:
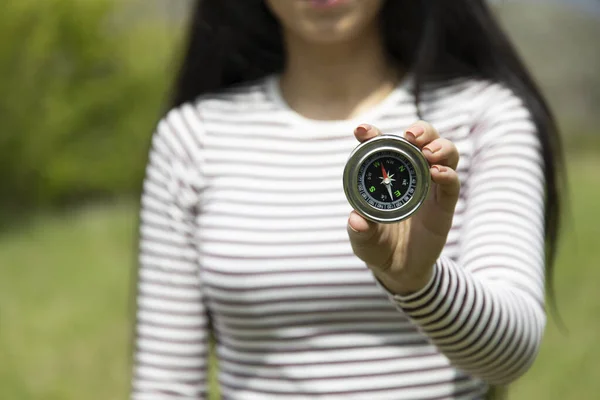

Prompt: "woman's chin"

[293,18,368,45]
[268,0,384,46]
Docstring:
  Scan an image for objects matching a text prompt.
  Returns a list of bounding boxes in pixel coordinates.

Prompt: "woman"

[131,0,563,399]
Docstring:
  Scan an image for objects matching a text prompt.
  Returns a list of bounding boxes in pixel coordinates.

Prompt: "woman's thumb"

[347,211,377,244]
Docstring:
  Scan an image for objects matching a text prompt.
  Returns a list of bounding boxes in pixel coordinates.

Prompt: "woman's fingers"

[354,124,382,143]
[430,165,461,213]
[405,120,459,174]
[423,138,459,170]
[404,120,440,148]
[403,120,460,213]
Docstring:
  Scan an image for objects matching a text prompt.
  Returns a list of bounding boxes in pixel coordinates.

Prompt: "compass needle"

[385,182,394,200]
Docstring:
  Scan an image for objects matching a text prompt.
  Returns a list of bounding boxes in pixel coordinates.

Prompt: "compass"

[343,134,430,224]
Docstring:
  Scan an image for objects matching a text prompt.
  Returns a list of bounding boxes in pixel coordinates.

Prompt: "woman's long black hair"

[170,0,565,309]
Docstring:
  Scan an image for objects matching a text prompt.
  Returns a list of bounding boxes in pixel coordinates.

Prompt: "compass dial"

[357,151,416,210]
[343,135,430,224]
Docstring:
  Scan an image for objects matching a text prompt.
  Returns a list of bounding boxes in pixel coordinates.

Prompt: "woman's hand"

[347,121,460,295]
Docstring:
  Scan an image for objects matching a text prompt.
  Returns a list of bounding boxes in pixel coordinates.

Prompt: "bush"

[0,0,180,211]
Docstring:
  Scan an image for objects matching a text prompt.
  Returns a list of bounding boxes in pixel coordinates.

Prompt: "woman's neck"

[279,23,401,121]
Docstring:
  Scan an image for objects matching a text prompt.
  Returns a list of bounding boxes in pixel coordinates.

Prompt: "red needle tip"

[381,164,388,179]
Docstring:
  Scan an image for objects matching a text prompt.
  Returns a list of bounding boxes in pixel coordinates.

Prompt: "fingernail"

[406,124,424,138]
[431,165,447,173]
[355,124,371,135]
[423,143,441,155]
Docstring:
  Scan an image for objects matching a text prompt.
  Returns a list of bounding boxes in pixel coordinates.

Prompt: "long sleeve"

[386,85,547,385]
[131,107,210,399]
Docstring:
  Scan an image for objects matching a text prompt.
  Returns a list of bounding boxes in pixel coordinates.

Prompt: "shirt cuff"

[375,260,444,311]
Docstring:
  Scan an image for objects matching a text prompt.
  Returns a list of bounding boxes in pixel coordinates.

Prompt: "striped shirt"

[131,75,546,399]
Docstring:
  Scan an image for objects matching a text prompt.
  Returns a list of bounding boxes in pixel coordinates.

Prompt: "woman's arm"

[390,88,546,385]
[348,86,547,385]
[131,109,210,399]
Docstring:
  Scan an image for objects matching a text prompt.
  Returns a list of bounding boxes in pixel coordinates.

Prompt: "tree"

[0,0,179,211]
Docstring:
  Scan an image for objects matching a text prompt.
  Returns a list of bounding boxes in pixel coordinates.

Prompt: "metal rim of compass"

[343,134,431,224]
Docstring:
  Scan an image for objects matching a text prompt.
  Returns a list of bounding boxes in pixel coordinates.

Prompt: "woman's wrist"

[373,264,435,296]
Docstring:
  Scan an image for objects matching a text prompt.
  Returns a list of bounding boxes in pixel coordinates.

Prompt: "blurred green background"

[0,0,598,399]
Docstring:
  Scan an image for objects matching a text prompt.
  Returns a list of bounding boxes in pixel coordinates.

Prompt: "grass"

[1,156,599,400]
[0,202,136,400]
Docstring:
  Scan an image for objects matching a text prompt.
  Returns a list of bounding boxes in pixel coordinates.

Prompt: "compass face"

[357,150,417,211]
[343,135,430,224]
